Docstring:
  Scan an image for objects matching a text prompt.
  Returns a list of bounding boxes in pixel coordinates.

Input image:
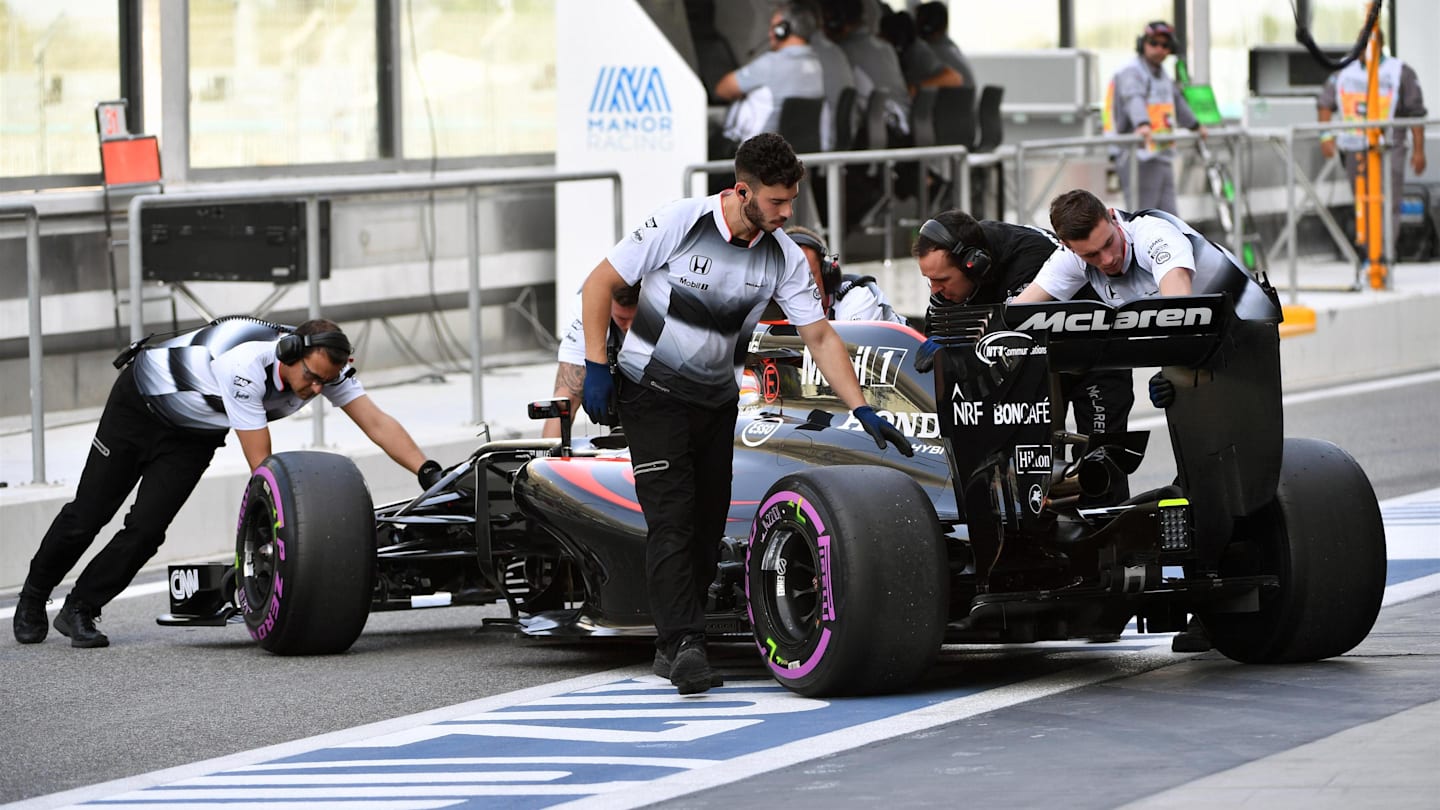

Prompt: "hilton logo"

[587,66,674,152]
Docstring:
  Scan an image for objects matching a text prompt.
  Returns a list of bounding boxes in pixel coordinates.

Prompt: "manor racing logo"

[587,66,673,151]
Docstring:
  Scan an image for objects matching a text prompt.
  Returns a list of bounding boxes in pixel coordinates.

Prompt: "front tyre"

[236,451,375,655]
[747,466,947,697]
[1204,438,1387,663]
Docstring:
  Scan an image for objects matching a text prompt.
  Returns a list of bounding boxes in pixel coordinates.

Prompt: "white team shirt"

[1031,211,1196,305]
[606,193,824,407]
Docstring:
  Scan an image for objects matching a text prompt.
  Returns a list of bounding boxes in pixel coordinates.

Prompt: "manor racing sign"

[587,66,673,151]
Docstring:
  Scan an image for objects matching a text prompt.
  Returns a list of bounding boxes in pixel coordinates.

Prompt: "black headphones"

[919,218,992,283]
[772,16,792,41]
[915,3,946,38]
[788,230,842,297]
[276,330,352,365]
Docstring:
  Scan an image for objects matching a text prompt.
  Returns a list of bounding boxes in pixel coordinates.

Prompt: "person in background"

[577,134,911,694]
[788,224,906,323]
[713,1,826,156]
[1316,29,1427,248]
[826,0,912,144]
[543,283,640,439]
[877,9,965,96]
[800,1,857,151]
[914,1,975,90]
[13,319,439,649]
[1104,20,1204,214]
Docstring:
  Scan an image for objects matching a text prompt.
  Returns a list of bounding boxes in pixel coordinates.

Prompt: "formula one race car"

[160,261,1387,698]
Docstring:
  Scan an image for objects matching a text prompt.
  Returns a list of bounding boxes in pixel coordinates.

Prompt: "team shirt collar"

[712,191,763,248]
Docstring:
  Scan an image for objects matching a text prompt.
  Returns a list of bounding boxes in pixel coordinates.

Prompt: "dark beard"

[742,196,768,232]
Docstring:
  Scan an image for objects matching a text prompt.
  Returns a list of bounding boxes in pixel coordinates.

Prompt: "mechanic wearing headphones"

[787,225,906,323]
[913,208,1136,490]
[1104,20,1204,214]
[13,318,439,649]
[579,133,912,695]
[713,1,826,156]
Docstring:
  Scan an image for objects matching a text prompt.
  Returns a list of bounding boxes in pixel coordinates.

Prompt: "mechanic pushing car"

[543,281,641,439]
[1014,187,1269,652]
[578,132,913,694]
[911,209,1136,459]
[12,318,442,649]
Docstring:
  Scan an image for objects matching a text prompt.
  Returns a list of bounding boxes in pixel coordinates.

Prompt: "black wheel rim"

[759,524,822,647]
[237,489,278,619]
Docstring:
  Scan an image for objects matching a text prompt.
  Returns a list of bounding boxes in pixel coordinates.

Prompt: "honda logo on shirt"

[690,255,712,275]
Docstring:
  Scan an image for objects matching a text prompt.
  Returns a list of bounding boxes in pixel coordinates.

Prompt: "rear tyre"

[1204,438,1386,663]
[236,451,375,655]
[747,466,947,697]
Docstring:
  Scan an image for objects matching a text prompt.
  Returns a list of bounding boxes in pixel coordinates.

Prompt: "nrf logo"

[587,66,674,151]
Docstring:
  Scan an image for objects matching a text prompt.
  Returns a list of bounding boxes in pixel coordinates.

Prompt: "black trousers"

[23,365,225,608]
[618,374,736,652]
[1060,368,1136,502]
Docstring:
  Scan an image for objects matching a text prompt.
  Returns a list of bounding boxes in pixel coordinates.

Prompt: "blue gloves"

[854,405,914,456]
[1148,372,1176,409]
[417,459,443,491]
[913,338,940,373]
[582,360,616,424]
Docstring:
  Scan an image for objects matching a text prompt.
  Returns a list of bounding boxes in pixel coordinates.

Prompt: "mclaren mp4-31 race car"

[161,262,1386,698]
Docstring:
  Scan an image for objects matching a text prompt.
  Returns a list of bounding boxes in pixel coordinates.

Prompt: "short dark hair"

[914,2,947,37]
[912,208,989,272]
[1049,189,1110,241]
[775,2,819,41]
[613,282,642,308]
[294,318,352,365]
[735,133,806,189]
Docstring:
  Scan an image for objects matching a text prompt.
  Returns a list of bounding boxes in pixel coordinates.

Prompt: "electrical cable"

[1292,0,1381,72]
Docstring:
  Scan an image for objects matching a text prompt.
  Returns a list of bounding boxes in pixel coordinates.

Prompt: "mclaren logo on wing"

[1015,306,1214,333]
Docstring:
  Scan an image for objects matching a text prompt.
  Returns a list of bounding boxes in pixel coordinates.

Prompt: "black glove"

[854,405,915,456]
[417,459,443,491]
[913,338,940,373]
[1148,372,1176,409]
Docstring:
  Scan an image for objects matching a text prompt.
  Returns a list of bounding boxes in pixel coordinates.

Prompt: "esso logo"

[741,417,784,447]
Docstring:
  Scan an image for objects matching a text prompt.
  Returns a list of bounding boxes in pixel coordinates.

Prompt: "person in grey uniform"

[829,0,911,142]
[878,9,964,95]
[805,13,856,151]
[13,318,438,648]
[1016,187,1267,654]
[1106,21,1204,214]
[578,133,912,694]
[915,2,976,89]
[1316,31,1427,247]
[714,2,826,153]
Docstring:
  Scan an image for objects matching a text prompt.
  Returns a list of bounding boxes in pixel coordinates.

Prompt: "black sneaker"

[13,595,49,644]
[669,634,721,695]
[1171,616,1211,653]
[53,597,109,648]
[653,646,673,678]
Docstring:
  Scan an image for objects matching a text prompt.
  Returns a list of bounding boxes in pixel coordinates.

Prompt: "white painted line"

[1383,572,1440,607]
[550,648,1184,810]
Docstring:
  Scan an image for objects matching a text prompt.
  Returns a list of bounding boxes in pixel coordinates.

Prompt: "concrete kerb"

[3,258,1439,593]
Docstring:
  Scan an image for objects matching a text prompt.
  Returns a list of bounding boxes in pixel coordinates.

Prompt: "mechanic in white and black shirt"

[578,133,911,695]
[1015,188,1259,654]
[14,318,439,649]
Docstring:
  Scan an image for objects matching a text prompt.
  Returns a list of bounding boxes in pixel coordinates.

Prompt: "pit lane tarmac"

[8,490,1437,810]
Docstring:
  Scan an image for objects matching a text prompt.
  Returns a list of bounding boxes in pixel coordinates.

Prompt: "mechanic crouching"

[579,133,913,694]
[13,318,442,648]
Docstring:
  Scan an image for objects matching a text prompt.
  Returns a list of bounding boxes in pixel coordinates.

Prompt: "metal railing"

[2,202,44,484]
[9,167,621,482]
[682,144,1006,264]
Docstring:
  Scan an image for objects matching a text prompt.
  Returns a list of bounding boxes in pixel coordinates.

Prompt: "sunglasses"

[1146,37,1173,49]
[299,358,351,387]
